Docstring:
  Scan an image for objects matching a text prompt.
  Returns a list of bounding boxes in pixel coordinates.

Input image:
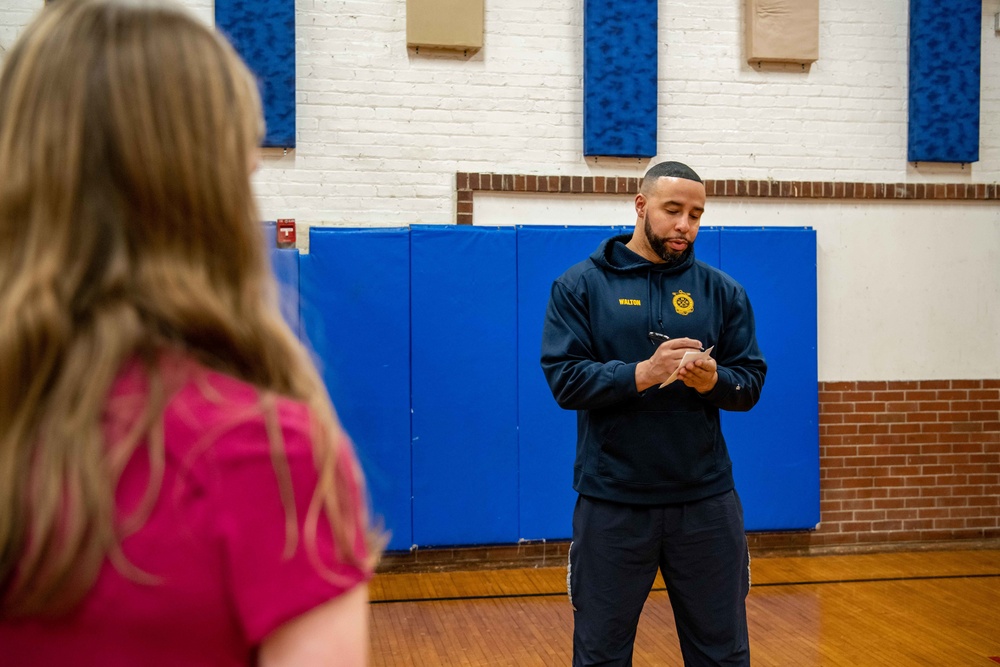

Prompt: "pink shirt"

[0,358,371,666]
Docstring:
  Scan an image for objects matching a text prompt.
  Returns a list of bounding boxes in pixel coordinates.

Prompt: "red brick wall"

[749,379,1000,552]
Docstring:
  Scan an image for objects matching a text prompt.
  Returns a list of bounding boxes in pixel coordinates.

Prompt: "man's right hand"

[634,337,704,392]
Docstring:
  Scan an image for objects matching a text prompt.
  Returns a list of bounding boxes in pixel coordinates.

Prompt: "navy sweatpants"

[567,491,750,667]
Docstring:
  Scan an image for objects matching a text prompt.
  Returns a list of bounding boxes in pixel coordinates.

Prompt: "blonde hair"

[0,0,381,619]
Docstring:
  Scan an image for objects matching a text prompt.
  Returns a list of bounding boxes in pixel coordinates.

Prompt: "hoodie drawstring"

[647,270,664,334]
[657,273,664,330]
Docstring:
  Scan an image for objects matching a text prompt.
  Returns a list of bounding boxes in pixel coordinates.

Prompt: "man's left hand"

[677,357,718,394]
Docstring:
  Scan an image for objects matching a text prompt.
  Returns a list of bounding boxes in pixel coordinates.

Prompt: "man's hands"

[635,337,719,394]
[677,354,718,394]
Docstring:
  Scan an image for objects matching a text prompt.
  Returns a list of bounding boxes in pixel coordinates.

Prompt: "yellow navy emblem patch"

[672,290,694,316]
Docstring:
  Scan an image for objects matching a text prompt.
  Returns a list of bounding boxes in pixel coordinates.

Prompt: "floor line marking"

[371,572,1000,605]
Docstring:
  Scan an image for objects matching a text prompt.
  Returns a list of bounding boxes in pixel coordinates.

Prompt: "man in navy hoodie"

[541,161,766,667]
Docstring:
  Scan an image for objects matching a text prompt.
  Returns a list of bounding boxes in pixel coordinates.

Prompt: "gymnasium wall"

[3,1,997,218]
[251,0,987,220]
[285,223,998,555]
[472,183,1000,553]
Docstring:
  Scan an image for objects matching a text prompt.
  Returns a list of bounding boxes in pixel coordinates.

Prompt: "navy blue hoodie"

[541,234,767,505]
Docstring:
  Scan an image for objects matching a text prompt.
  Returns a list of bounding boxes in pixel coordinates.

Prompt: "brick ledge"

[455,172,1000,224]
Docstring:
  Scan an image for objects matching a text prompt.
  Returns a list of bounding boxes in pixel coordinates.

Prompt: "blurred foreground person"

[0,1,383,665]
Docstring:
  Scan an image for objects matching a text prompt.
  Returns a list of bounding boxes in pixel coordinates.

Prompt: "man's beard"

[644,213,693,266]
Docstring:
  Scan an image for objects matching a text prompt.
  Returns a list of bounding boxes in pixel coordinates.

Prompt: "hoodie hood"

[591,233,696,275]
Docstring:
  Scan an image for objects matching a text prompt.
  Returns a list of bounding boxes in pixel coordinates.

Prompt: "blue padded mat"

[583,0,657,157]
[516,226,627,539]
[694,227,720,269]
[719,228,820,530]
[515,225,817,536]
[299,228,412,550]
[216,0,296,148]
[907,0,981,163]
[410,226,519,546]
[293,225,819,548]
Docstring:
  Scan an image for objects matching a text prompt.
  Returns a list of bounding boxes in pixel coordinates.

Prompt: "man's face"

[638,176,706,263]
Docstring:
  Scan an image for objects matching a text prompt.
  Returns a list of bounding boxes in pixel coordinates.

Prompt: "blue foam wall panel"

[299,228,412,551]
[907,0,981,163]
[410,226,519,546]
[719,228,819,530]
[583,0,657,157]
[291,225,817,547]
[694,227,720,269]
[216,0,296,148]
[516,226,627,539]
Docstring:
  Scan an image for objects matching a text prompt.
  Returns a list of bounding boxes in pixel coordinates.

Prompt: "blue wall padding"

[907,0,981,163]
[216,0,296,148]
[410,226,519,546]
[694,227,721,268]
[299,228,412,551]
[270,248,300,337]
[516,226,628,539]
[719,228,819,530]
[583,0,657,157]
[292,225,818,549]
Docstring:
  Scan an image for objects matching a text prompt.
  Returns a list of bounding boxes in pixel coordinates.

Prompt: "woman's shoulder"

[109,353,316,463]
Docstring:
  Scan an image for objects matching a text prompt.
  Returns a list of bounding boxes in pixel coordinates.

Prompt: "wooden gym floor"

[369,548,1000,666]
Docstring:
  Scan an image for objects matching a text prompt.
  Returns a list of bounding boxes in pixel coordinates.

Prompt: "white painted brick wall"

[0,2,41,62]
[1,0,997,227]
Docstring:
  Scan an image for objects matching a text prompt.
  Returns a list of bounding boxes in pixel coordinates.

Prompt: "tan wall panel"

[407,0,483,50]
[746,0,819,64]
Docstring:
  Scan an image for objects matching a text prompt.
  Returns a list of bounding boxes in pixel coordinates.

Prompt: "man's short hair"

[640,161,702,193]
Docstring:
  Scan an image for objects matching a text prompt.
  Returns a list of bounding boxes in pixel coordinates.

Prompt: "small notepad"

[660,346,715,388]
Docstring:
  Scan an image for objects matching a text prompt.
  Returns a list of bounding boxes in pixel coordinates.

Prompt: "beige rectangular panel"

[746,0,819,64]
[407,0,483,50]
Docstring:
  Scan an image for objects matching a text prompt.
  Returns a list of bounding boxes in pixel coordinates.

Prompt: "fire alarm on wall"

[276,218,296,247]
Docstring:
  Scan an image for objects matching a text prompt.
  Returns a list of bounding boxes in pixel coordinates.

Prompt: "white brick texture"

[0,0,997,226]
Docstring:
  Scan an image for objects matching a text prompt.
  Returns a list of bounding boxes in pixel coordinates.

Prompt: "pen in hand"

[648,331,705,352]
[647,331,671,346]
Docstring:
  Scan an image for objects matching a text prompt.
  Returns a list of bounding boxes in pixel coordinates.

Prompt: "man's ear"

[634,192,646,218]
